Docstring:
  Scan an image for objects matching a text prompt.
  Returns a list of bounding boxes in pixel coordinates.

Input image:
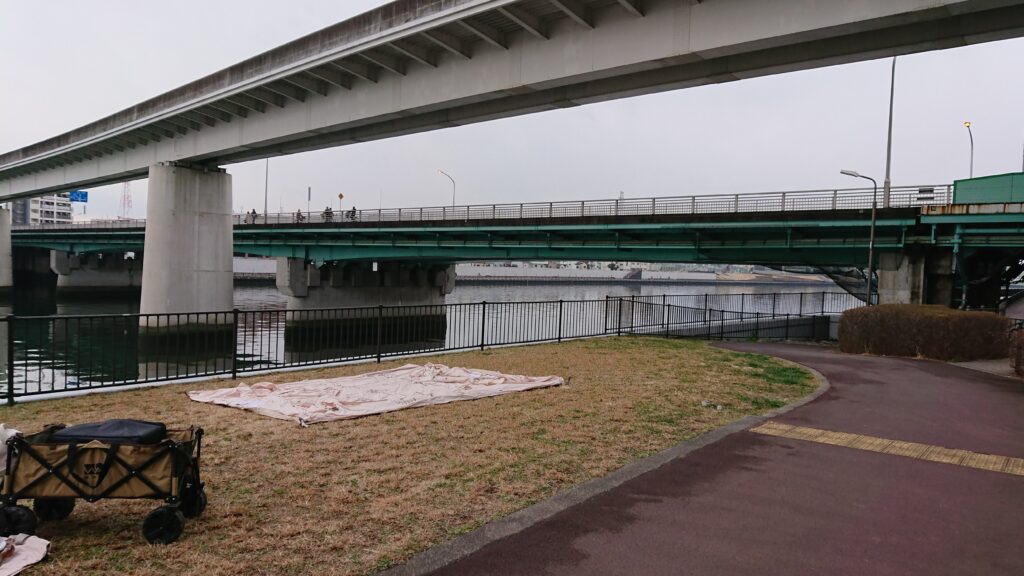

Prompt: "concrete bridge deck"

[3,0,1024,200]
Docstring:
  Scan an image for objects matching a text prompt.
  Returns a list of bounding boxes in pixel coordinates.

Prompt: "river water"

[0,281,835,316]
[0,281,844,397]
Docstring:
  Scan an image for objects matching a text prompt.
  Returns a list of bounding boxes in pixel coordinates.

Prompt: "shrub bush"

[838,304,1009,361]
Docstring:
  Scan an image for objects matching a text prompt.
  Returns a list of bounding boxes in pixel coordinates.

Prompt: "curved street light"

[438,170,455,207]
[963,121,974,178]
[840,169,878,305]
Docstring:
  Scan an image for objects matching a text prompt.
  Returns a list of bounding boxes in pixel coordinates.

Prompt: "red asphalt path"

[426,343,1024,576]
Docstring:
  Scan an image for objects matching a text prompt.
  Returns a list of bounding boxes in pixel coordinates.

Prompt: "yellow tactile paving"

[749,421,1024,477]
[1004,458,1024,476]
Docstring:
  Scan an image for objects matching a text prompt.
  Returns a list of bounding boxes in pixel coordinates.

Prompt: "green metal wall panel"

[953,172,1024,204]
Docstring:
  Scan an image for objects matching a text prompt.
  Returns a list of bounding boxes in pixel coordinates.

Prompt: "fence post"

[662,294,668,337]
[785,314,790,339]
[557,300,563,342]
[604,296,610,333]
[617,298,623,337]
[741,293,746,315]
[821,291,826,315]
[5,316,14,406]
[799,292,805,316]
[630,297,637,333]
[771,293,777,318]
[480,301,487,350]
[704,294,709,323]
[376,305,383,363]
[733,194,739,212]
[831,190,838,210]
[231,309,239,380]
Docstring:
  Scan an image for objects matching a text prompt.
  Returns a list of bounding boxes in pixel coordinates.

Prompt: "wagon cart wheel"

[179,474,208,519]
[34,498,76,521]
[0,505,37,536]
[142,507,185,545]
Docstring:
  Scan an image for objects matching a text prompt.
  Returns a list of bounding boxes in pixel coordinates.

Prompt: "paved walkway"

[425,344,1024,576]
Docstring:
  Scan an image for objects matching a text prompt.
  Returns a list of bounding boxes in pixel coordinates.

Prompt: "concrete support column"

[877,251,956,306]
[278,260,455,362]
[140,163,232,321]
[278,260,454,309]
[923,253,954,307]
[877,252,925,305]
[0,207,11,295]
[51,251,142,295]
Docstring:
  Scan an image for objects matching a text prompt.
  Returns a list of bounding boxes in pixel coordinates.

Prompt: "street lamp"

[841,169,878,305]
[438,170,455,207]
[963,121,974,178]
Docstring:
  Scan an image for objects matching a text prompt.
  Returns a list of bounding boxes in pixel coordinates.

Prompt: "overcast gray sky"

[2,1,1023,218]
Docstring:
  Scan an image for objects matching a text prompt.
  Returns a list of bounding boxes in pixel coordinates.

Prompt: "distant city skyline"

[2,0,1023,219]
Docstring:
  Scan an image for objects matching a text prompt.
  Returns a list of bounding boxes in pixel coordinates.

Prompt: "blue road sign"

[69,190,88,203]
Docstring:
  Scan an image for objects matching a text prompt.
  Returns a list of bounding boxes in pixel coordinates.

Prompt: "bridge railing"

[0,290,862,403]
[11,184,950,230]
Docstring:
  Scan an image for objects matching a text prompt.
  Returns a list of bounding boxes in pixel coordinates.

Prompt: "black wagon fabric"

[50,419,167,445]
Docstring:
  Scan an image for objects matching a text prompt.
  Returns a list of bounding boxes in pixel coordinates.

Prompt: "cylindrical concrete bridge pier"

[139,163,233,324]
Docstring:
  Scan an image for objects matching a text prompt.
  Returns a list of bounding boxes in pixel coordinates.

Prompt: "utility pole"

[882,57,896,208]
[964,122,974,178]
[263,158,270,223]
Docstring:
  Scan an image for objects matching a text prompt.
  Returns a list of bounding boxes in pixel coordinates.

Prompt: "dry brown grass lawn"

[2,337,814,576]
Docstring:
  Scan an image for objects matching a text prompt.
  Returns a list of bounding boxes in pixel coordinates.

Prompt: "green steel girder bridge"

[8,184,1024,261]
[12,184,1024,266]
[13,181,1024,307]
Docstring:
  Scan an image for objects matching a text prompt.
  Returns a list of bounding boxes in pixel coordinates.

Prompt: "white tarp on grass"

[187,363,564,425]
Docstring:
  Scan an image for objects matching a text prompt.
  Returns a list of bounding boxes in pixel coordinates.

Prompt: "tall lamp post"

[263,158,270,223]
[841,169,878,305]
[882,57,896,208]
[964,121,974,178]
[438,169,456,207]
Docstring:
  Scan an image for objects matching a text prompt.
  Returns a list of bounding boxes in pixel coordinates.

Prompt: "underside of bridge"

[3,0,1024,201]
[3,1,1024,316]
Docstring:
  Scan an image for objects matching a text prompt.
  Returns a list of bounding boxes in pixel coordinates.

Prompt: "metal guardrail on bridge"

[12,184,951,231]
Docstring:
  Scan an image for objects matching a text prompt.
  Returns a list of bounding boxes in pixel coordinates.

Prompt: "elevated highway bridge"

[3,0,1024,316]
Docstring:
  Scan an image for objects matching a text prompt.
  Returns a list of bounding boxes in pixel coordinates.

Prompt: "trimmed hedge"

[838,304,1009,361]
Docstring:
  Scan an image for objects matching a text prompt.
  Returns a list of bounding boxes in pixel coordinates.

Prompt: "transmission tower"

[119,182,133,219]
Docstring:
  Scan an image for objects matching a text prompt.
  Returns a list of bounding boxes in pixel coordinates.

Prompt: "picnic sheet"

[188,363,563,425]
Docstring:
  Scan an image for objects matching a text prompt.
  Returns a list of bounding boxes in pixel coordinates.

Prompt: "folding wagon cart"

[0,420,207,544]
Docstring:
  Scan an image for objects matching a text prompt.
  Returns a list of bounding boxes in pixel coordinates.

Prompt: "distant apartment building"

[11,193,73,225]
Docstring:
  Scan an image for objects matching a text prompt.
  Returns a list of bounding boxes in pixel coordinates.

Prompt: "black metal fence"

[0,291,863,403]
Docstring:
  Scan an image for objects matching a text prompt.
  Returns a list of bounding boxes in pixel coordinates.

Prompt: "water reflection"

[0,281,834,395]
